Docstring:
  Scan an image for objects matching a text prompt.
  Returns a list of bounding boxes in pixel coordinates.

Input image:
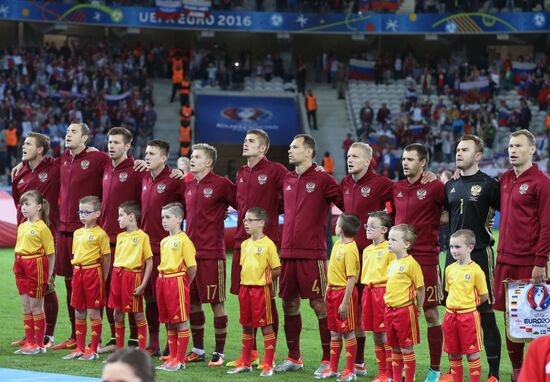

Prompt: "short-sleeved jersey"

[14,220,55,256]
[158,232,197,274]
[328,240,360,287]
[361,240,396,285]
[384,255,425,308]
[445,261,488,311]
[444,171,500,250]
[71,226,111,266]
[113,229,153,271]
[517,335,550,382]
[240,236,281,286]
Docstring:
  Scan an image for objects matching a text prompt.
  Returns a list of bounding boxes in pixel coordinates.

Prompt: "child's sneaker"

[274,357,304,372]
[62,349,84,359]
[424,368,441,382]
[258,358,276,370]
[13,343,34,355]
[43,336,54,349]
[11,337,26,347]
[22,344,46,355]
[336,369,357,382]
[370,374,392,382]
[208,352,225,367]
[314,360,331,377]
[227,365,252,374]
[437,371,453,382]
[315,368,339,379]
[156,358,174,370]
[52,338,77,350]
[260,366,275,377]
[162,359,185,372]
[78,348,99,361]
[227,350,259,367]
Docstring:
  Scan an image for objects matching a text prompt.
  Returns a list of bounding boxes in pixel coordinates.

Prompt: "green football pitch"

[0,243,513,381]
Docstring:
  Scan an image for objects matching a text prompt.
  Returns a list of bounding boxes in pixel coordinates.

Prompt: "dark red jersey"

[340,170,394,252]
[234,157,287,249]
[100,158,144,244]
[184,171,236,260]
[141,166,185,254]
[12,157,60,235]
[57,150,110,233]
[498,165,550,267]
[281,164,344,260]
[393,177,445,265]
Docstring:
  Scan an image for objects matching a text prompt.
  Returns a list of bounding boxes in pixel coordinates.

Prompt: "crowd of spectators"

[348,49,550,179]
[0,40,159,180]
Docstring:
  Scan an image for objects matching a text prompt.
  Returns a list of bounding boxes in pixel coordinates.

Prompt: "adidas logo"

[76,330,82,335]
[239,178,243,183]
[379,323,385,328]
[330,350,336,355]
[469,345,475,350]
[125,305,131,310]
[472,371,480,376]
[266,345,274,350]
[115,334,120,338]
[345,352,352,357]
[286,185,291,191]
[91,331,98,336]
[406,338,411,342]
[173,315,180,320]
[450,187,456,193]
[24,325,30,329]
[95,300,100,304]
[138,335,145,339]
[397,192,403,198]
[259,319,265,323]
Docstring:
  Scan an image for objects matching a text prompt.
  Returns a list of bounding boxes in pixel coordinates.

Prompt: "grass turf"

[0,244,513,381]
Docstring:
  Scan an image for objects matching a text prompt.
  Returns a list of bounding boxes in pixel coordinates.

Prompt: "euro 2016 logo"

[526,285,550,311]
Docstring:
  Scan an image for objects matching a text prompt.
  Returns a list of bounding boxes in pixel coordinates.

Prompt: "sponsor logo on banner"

[506,281,550,341]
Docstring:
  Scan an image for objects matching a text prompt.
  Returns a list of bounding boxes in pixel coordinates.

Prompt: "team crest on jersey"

[470,185,482,197]
[465,274,471,280]
[119,172,128,182]
[30,230,36,235]
[203,187,213,198]
[256,247,263,255]
[80,160,90,170]
[416,189,427,200]
[38,172,48,182]
[378,251,383,257]
[361,186,371,198]
[258,174,268,185]
[88,235,94,241]
[519,183,529,195]
[132,238,139,245]
[173,241,179,248]
[157,184,166,194]
[305,182,316,193]
[399,266,405,272]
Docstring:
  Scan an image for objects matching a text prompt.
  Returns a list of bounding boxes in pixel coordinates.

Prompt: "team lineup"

[9,123,550,382]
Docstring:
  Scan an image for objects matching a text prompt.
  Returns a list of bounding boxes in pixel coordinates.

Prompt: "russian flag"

[348,59,375,81]
[512,62,535,84]
[358,0,399,11]
[155,0,183,20]
[459,79,490,100]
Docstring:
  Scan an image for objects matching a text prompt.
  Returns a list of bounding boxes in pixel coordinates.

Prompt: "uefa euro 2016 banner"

[195,93,300,145]
[0,0,549,34]
[506,280,550,342]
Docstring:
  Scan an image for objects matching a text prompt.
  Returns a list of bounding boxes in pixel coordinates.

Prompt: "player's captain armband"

[505,280,550,343]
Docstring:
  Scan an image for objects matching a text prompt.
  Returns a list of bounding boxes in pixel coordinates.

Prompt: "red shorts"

[493,263,536,311]
[326,287,359,333]
[108,267,144,313]
[362,285,387,332]
[144,255,160,300]
[190,259,226,304]
[443,310,483,355]
[239,285,274,327]
[421,264,442,307]
[230,249,242,295]
[14,254,49,298]
[385,304,420,349]
[56,232,74,277]
[71,265,106,310]
[156,273,190,324]
[279,259,327,300]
